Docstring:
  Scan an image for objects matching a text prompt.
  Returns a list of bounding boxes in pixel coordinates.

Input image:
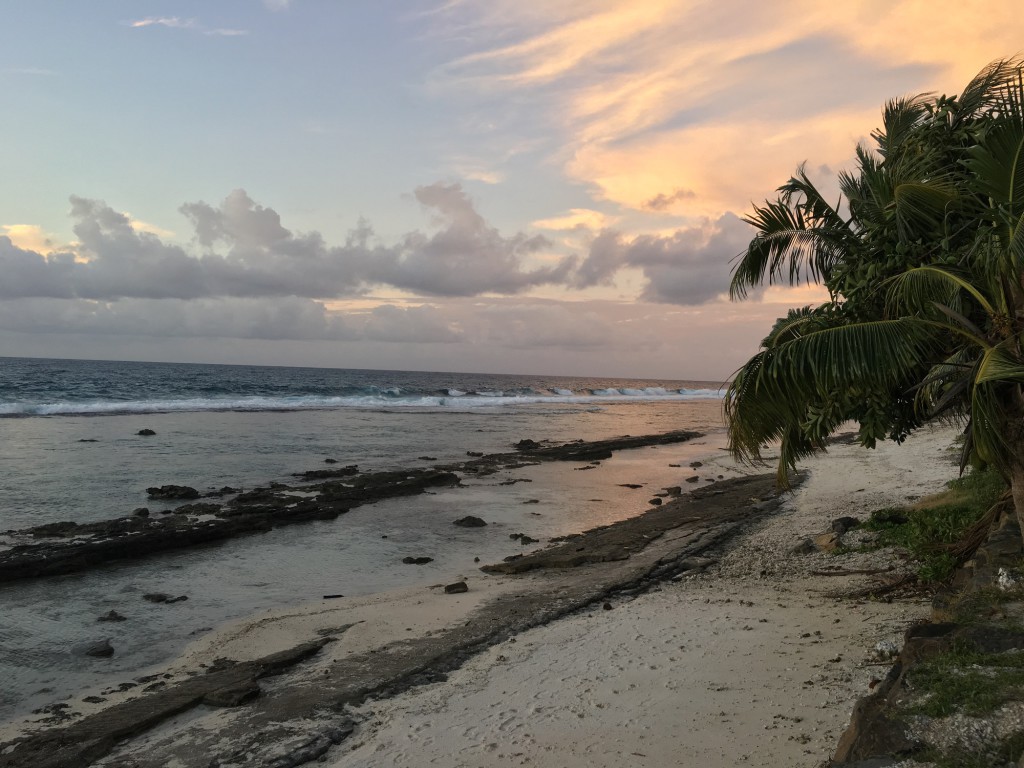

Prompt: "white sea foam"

[0,386,723,417]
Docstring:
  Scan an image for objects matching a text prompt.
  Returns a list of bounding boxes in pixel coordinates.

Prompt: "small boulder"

[97,610,126,622]
[402,556,434,565]
[515,439,541,451]
[133,508,150,517]
[143,593,188,604]
[689,461,703,468]
[444,581,469,594]
[663,486,682,497]
[813,532,841,553]
[84,640,115,658]
[509,533,539,545]
[324,458,338,464]
[685,476,700,484]
[466,451,484,457]
[791,537,816,555]
[137,429,156,436]
[831,516,861,535]
[648,498,663,506]
[146,485,200,500]
[453,516,488,528]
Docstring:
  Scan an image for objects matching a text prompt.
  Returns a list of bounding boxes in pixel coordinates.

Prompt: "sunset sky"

[1,1,1019,379]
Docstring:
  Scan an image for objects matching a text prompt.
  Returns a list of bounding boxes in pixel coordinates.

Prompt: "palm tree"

[725,59,1024,532]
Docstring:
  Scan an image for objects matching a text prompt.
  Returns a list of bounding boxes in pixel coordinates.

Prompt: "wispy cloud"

[126,17,248,37]
[264,0,291,11]
[533,209,612,231]
[428,0,1023,220]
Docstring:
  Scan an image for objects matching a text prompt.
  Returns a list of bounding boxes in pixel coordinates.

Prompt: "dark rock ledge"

[0,430,700,584]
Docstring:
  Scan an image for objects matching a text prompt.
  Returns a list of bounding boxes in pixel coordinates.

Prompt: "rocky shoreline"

[0,464,785,767]
[2,425,989,768]
[0,430,702,583]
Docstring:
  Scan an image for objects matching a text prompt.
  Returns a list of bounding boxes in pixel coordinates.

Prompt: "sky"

[1,1,1020,380]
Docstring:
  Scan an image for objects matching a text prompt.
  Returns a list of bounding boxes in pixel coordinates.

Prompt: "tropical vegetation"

[724,58,1024,542]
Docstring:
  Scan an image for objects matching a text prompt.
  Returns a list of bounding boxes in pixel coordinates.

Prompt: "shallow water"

[0,362,729,722]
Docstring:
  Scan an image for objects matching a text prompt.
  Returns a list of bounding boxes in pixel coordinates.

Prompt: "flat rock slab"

[0,430,703,584]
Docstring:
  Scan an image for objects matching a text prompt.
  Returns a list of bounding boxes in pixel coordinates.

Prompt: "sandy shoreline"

[325,426,960,768]
[0,425,962,767]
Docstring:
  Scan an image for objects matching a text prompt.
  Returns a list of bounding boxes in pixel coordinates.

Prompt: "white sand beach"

[324,425,960,768]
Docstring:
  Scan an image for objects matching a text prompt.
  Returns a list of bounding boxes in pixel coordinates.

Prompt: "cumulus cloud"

[2,185,574,302]
[574,212,752,304]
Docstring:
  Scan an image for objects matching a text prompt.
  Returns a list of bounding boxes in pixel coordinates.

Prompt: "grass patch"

[861,466,1007,582]
[917,731,1024,767]
[946,585,1024,628]
[904,638,1024,717]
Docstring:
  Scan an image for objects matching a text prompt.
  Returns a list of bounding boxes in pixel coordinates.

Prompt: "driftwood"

[810,567,895,577]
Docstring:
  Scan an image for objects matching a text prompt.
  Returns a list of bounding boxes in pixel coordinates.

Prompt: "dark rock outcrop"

[84,640,115,658]
[146,485,200,500]
[453,516,487,528]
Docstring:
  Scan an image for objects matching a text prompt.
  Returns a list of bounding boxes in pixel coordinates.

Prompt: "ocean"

[0,356,729,721]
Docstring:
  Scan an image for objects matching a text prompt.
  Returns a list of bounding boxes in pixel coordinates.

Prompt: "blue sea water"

[0,356,722,417]
[0,357,729,722]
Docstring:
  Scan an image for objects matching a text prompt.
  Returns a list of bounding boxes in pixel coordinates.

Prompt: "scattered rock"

[453,515,488,528]
[602,602,613,610]
[831,516,861,535]
[522,499,540,504]
[444,581,469,594]
[402,557,434,565]
[689,461,703,468]
[143,593,188,604]
[509,533,539,545]
[417,456,437,461]
[84,640,115,658]
[813,532,841,553]
[322,594,344,600]
[133,508,150,518]
[515,439,541,451]
[872,639,900,660]
[618,483,643,489]
[145,485,200,500]
[648,498,663,506]
[791,538,817,555]
[293,465,358,480]
[324,458,338,464]
[207,486,240,496]
[466,451,484,457]
[82,696,105,704]
[685,476,700,484]
[97,610,126,622]
[77,439,99,443]
[663,486,682,496]
[137,429,156,436]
